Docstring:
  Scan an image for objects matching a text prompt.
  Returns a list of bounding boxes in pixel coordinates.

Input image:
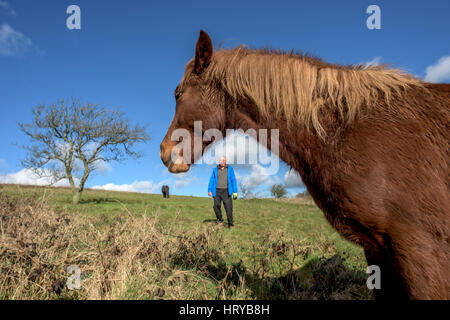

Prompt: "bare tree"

[270,183,288,199]
[239,182,257,200]
[18,99,150,204]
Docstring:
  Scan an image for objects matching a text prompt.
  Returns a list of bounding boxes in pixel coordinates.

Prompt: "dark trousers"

[213,188,233,226]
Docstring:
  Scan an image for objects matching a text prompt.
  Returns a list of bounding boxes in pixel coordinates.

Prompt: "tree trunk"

[72,189,82,205]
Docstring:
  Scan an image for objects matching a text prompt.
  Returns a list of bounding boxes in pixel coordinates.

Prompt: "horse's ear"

[194,30,213,75]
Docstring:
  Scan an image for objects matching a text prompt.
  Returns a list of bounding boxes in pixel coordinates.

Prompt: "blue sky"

[0,0,449,197]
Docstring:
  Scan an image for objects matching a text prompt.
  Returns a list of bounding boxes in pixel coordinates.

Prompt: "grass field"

[0,184,372,300]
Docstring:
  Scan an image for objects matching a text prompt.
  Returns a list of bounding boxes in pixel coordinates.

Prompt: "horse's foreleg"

[364,245,409,300]
[390,234,450,299]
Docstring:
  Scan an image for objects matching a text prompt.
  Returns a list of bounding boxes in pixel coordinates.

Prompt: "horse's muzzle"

[160,143,190,173]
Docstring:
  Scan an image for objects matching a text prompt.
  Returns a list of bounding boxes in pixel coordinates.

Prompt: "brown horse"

[161,185,170,198]
[160,30,450,299]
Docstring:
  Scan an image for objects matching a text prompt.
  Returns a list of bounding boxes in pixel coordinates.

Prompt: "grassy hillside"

[0,184,372,299]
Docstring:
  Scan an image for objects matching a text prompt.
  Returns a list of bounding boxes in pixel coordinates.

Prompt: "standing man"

[208,156,238,228]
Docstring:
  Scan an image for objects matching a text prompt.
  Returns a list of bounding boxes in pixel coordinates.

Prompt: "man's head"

[219,156,226,167]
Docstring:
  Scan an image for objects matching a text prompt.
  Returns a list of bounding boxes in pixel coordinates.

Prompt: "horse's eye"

[175,91,183,100]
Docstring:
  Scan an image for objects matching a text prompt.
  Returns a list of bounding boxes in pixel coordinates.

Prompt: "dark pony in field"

[161,185,170,198]
[160,30,449,299]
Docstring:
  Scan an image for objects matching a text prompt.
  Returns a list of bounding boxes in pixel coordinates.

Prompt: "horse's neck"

[232,103,336,186]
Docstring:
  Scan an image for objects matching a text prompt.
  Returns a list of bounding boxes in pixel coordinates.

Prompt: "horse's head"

[160,30,227,173]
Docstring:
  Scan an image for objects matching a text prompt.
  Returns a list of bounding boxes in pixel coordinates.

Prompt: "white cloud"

[91,179,170,194]
[0,1,16,16]
[363,56,382,67]
[91,160,112,174]
[284,169,304,188]
[174,179,190,189]
[237,164,279,190]
[424,56,450,83]
[0,168,77,187]
[201,130,278,173]
[172,171,198,190]
[0,24,32,56]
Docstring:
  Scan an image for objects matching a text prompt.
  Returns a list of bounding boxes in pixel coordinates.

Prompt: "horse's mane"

[181,47,424,137]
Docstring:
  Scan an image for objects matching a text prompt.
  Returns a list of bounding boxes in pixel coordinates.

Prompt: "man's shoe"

[216,219,224,224]
[228,224,234,228]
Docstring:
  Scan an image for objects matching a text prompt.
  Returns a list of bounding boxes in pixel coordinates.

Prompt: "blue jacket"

[208,165,238,197]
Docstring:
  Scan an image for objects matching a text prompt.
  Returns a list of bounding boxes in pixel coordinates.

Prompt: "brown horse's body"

[160,31,450,299]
